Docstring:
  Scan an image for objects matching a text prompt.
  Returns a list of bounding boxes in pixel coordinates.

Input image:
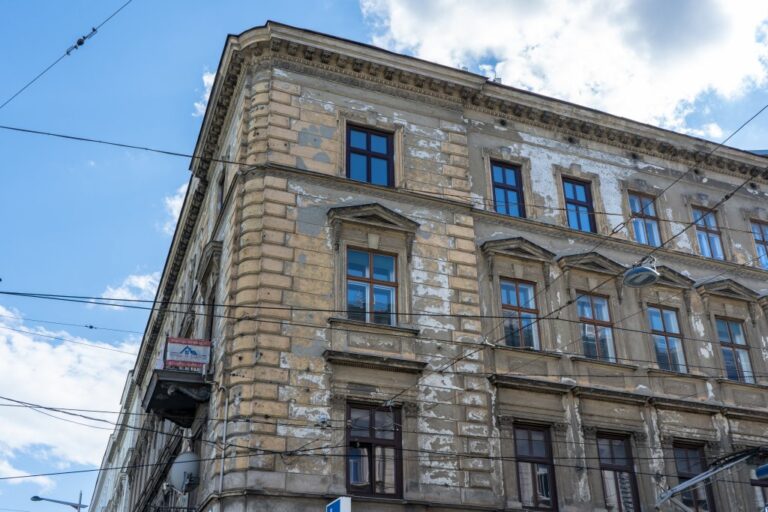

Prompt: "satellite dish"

[623,258,660,288]
[169,451,200,492]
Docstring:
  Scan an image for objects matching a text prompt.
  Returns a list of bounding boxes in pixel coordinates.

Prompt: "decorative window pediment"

[655,266,695,289]
[328,203,419,233]
[481,237,555,263]
[558,252,625,275]
[696,279,758,302]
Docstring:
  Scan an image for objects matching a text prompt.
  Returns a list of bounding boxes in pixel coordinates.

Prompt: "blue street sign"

[326,497,351,512]
[756,463,768,480]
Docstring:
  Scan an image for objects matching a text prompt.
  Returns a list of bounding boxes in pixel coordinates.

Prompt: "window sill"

[569,355,639,371]
[495,344,563,360]
[646,367,708,380]
[324,349,426,373]
[327,317,420,337]
[716,377,765,390]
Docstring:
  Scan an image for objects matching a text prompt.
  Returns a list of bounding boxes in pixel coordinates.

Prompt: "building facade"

[91,22,768,512]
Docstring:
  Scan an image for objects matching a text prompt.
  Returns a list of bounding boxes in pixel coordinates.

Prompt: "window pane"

[347,282,368,322]
[730,321,746,345]
[505,167,517,186]
[349,130,367,150]
[612,439,627,466]
[582,324,597,358]
[374,446,397,494]
[722,348,739,381]
[648,307,663,331]
[757,244,768,269]
[646,219,661,246]
[662,309,680,334]
[603,470,620,510]
[531,430,546,457]
[372,254,395,282]
[709,234,724,260]
[501,281,518,306]
[578,206,592,232]
[668,337,687,373]
[597,326,616,362]
[753,223,764,241]
[518,462,535,506]
[350,408,370,437]
[348,445,370,488]
[592,297,610,321]
[632,218,648,244]
[697,231,712,258]
[564,181,575,200]
[494,187,507,214]
[518,283,536,309]
[370,134,388,154]
[506,190,521,217]
[629,194,641,214]
[374,410,395,440]
[515,429,531,456]
[347,250,370,278]
[535,464,553,507]
[521,313,539,349]
[370,157,389,186]
[642,197,656,216]
[372,285,395,325]
[654,335,671,371]
[566,205,580,229]
[349,153,367,182]
[716,319,730,343]
[616,471,637,510]
[504,311,521,347]
[492,165,504,183]
[737,349,754,383]
[577,296,593,319]
[598,438,611,462]
[575,183,587,202]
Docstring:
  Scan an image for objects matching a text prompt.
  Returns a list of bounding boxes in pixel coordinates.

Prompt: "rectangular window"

[347,125,394,187]
[577,294,616,362]
[597,435,640,511]
[347,404,401,497]
[648,306,687,373]
[716,318,754,383]
[751,221,768,269]
[492,161,526,218]
[674,444,714,511]
[628,192,661,246]
[346,249,397,326]
[563,178,596,233]
[692,207,724,260]
[515,425,557,510]
[501,279,540,349]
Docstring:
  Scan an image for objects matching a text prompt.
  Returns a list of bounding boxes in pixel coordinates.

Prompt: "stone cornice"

[200,22,768,189]
[323,349,426,373]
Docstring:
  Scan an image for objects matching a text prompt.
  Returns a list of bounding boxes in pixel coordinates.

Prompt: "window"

[597,435,640,511]
[692,208,724,260]
[501,279,539,349]
[628,192,661,246]
[577,294,616,362]
[217,170,225,212]
[346,249,397,326]
[751,470,768,509]
[751,221,768,269]
[563,178,596,232]
[492,161,526,217]
[716,318,754,383]
[674,444,714,511]
[648,306,686,373]
[515,425,557,510]
[346,404,401,497]
[347,125,393,187]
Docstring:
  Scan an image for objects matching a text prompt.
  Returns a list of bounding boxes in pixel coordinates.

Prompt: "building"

[90,21,768,512]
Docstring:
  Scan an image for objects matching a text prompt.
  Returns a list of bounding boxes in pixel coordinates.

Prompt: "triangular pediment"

[696,279,758,302]
[655,266,695,289]
[327,203,419,233]
[558,252,626,275]
[481,237,555,262]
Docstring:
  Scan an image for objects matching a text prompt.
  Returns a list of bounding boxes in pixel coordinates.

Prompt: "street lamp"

[30,492,87,511]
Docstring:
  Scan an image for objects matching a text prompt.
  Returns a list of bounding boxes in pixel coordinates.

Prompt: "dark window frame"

[346,124,395,187]
[597,433,640,512]
[628,191,662,246]
[492,160,526,218]
[562,177,596,233]
[648,305,687,373]
[514,424,558,510]
[346,247,399,326]
[673,443,716,512]
[500,278,540,349]
[692,207,725,260]
[577,292,616,363]
[715,316,754,383]
[346,402,403,498]
[751,220,768,270]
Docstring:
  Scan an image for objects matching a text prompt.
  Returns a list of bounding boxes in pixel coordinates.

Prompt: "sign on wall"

[326,497,351,512]
[164,337,211,371]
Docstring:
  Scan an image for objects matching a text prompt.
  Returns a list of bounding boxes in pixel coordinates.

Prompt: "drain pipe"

[218,384,229,494]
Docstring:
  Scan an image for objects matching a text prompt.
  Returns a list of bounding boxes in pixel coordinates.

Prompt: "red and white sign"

[165,337,211,370]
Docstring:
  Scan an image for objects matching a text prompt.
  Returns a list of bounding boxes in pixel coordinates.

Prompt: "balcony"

[142,337,211,427]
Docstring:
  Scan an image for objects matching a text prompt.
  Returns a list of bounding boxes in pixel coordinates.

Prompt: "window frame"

[346,247,399,326]
[596,433,640,512]
[562,177,596,233]
[673,443,716,512]
[692,207,725,260]
[750,220,768,270]
[491,160,526,218]
[576,292,616,363]
[514,424,558,510]
[345,402,403,498]
[500,278,540,350]
[628,191,662,247]
[346,124,395,188]
[715,316,754,383]
[647,305,687,373]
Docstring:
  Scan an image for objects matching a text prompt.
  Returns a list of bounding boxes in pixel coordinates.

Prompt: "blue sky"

[1,0,767,509]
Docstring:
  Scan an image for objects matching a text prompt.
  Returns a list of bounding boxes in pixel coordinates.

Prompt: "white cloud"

[0,306,137,489]
[161,182,188,236]
[361,0,768,134]
[100,272,160,309]
[193,71,216,117]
